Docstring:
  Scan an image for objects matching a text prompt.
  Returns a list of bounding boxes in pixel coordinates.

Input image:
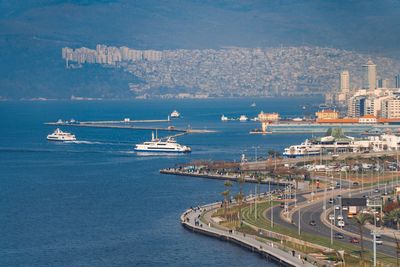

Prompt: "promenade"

[181,203,314,267]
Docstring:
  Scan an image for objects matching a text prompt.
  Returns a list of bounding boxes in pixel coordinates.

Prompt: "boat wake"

[64,140,103,145]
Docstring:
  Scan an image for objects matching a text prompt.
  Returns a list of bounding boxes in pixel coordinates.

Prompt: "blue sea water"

[0,97,321,266]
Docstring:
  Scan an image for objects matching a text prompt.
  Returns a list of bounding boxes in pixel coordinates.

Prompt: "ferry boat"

[170,110,180,118]
[221,115,229,121]
[47,128,76,141]
[134,133,191,153]
[239,115,248,121]
[283,139,321,158]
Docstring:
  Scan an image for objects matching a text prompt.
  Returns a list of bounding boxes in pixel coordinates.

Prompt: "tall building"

[340,70,350,93]
[395,74,400,88]
[362,59,377,92]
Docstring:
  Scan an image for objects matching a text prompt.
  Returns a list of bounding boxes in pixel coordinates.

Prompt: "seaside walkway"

[181,203,314,267]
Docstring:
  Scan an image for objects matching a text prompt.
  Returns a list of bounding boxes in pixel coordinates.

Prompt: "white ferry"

[134,133,191,153]
[47,128,76,141]
[170,110,180,118]
[283,139,321,158]
[221,115,229,121]
[239,115,248,121]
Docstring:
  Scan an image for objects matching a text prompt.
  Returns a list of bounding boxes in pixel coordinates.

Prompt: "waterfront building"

[315,110,339,120]
[258,112,280,122]
[362,59,377,93]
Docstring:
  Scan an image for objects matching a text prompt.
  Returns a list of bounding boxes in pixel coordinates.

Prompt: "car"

[329,214,335,221]
[335,205,341,210]
[337,220,345,227]
[370,232,382,238]
[337,215,344,220]
[309,220,316,226]
[376,240,383,245]
[342,206,348,211]
[280,202,285,208]
[353,182,359,186]
[335,233,344,239]
[374,188,380,193]
[363,150,370,154]
[350,237,360,243]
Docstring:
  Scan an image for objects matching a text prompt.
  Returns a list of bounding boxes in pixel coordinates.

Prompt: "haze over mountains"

[1,0,400,99]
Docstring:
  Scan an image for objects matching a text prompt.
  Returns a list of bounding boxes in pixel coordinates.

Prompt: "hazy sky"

[1,0,400,53]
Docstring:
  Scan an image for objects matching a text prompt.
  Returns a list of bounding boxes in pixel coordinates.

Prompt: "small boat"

[221,115,229,121]
[47,128,76,141]
[251,102,256,107]
[239,115,248,122]
[170,110,180,118]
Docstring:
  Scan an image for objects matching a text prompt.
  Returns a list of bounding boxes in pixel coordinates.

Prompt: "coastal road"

[264,188,398,259]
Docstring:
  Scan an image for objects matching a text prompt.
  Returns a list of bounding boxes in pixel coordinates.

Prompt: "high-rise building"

[395,74,400,88]
[362,59,377,92]
[340,70,350,93]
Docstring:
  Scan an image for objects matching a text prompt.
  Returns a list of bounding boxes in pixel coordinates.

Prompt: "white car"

[335,205,341,210]
[342,206,348,211]
[329,214,335,221]
[337,215,344,220]
[376,240,383,245]
[337,220,345,227]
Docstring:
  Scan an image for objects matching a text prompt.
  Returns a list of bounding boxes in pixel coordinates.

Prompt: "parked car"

[342,206,348,211]
[376,240,383,245]
[335,205,341,210]
[335,233,344,239]
[337,220,345,227]
[350,237,359,243]
[337,215,344,220]
[309,220,316,226]
[329,214,335,221]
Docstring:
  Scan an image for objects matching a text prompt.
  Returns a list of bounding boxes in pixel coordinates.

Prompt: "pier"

[45,121,216,134]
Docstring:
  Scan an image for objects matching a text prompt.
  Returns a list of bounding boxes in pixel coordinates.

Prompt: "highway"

[264,187,398,259]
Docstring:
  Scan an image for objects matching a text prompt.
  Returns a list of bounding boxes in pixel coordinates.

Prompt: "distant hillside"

[62,45,400,98]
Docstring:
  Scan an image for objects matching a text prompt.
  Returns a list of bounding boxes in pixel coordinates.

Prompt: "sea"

[0,97,321,266]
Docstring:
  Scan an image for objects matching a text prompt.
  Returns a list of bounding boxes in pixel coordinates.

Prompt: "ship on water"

[47,128,76,141]
[170,110,180,118]
[134,132,191,153]
[283,128,400,158]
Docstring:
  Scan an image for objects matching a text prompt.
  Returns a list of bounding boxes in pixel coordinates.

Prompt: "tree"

[352,213,373,261]
[385,208,400,230]
[221,180,233,218]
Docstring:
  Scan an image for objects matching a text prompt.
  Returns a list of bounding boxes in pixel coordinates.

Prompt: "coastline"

[180,203,314,267]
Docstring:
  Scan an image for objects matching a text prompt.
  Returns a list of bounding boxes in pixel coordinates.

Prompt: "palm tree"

[222,180,233,218]
[385,208,400,230]
[234,192,245,223]
[352,213,372,261]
